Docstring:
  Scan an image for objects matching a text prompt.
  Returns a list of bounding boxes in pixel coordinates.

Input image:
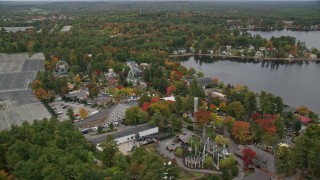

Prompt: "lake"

[248,30,320,50]
[180,56,320,114]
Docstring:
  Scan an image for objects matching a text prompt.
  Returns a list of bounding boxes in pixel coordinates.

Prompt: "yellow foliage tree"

[73,74,81,84]
[214,135,230,146]
[79,108,89,119]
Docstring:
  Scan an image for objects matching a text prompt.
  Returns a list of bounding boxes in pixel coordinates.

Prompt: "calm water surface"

[180,56,320,114]
[248,30,320,50]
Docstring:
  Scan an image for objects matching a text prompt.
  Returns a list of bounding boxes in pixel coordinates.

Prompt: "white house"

[178,48,187,53]
[255,51,262,57]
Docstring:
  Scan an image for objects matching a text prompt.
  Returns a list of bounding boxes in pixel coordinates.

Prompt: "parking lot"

[0,99,51,130]
[49,101,99,121]
[0,53,49,131]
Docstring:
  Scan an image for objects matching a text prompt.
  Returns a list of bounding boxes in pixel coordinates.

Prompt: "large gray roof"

[89,124,156,144]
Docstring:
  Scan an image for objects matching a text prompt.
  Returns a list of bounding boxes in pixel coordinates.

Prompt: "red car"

[74,114,79,117]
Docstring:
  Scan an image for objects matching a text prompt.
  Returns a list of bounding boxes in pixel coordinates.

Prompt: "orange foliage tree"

[170,71,183,81]
[209,104,216,112]
[255,114,277,135]
[31,80,43,90]
[166,85,177,96]
[34,88,48,100]
[232,121,251,144]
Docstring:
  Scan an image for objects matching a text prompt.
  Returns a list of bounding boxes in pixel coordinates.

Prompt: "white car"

[96,143,103,151]
[91,126,98,131]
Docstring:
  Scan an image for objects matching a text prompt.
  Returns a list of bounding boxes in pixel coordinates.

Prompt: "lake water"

[180,56,320,114]
[248,30,320,50]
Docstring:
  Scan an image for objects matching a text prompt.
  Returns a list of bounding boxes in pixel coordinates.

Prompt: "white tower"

[194,97,198,113]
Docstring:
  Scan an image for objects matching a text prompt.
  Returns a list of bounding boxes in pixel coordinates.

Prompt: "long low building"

[89,124,159,144]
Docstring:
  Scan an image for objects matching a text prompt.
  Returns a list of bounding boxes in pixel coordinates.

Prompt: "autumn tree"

[242,148,257,169]
[214,135,230,146]
[296,106,310,115]
[195,110,211,138]
[232,121,251,144]
[211,113,224,127]
[148,103,170,117]
[166,85,177,96]
[34,88,48,100]
[79,108,89,119]
[141,102,150,111]
[218,102,227,111]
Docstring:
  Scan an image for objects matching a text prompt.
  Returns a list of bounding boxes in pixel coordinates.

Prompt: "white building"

[91,124,159,145]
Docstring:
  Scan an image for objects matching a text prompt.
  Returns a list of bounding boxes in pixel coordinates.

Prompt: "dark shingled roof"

[196,77,214,87]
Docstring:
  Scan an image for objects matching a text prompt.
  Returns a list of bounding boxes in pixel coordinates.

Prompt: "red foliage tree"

[263,114,277,121]
[116,85,124,89]
[166,85,177,96]
[255,114,277,135]
[150,97,161,104]
[251,112,262,120]
[255,119,277,135]
[209,104,216,112]
[141,102,150,111]
[195,110,211,126]
[95,69,102,75]
[242,147,257,169]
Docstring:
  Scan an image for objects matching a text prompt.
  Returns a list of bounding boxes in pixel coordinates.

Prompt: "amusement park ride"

[55,61,69,75]
[184,138,230,170]
[126,61,142,86]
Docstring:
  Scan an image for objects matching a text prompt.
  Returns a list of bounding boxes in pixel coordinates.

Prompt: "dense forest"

[0,119,186,180]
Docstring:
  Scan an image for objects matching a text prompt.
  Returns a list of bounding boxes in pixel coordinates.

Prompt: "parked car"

[91,126,98,131]
[81,128,90,134]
